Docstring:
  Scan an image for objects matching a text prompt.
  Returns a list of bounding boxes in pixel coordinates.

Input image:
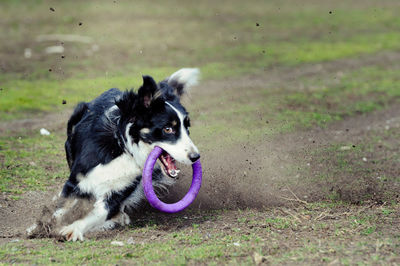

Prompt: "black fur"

[65,101,88,170]
[105,175,142,220]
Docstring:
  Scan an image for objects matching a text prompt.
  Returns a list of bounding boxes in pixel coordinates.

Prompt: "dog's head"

[116,68,200,177]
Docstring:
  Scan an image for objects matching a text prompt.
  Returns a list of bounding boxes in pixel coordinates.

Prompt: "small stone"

[233,242,240,246]
[362,157,367,162]
[127,237,135,245]
[45,46,64,54]
[339,146,351,151]
[40,128,51,136]
[26,224,37,234]
[111,241,124,246]
[24,48,32,58]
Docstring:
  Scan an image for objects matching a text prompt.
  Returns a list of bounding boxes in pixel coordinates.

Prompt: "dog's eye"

[163,127,175,134]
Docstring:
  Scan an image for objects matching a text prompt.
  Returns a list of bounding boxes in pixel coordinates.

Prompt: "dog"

[31,68,201,241]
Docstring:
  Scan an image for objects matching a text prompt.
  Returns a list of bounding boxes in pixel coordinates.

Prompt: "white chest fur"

[77,153,141,199]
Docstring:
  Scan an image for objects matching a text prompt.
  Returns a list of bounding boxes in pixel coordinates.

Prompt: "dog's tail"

[65,102,88,170]
[165,68,200,96]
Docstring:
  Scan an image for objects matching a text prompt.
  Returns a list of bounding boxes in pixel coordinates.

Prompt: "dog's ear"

[138,75,162,108]
[165,68,200,97]
[115,90,137,120]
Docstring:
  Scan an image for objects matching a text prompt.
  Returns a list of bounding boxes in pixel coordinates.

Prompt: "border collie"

[42,68,200,241]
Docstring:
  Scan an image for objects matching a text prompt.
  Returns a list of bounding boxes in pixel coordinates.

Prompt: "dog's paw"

[90,220,116,232]
[111,211,131,226]
[59,223,84,241]
[120,212,131,226]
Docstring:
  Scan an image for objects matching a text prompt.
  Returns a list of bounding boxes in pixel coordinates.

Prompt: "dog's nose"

[188,152,200,162]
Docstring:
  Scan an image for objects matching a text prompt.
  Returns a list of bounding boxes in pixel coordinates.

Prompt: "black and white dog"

[52,68,200,241]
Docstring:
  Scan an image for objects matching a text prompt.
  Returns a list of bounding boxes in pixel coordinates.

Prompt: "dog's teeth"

[169,170,177,177]
[169,169,180,177]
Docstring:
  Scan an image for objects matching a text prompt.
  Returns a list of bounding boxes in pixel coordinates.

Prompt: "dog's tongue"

[165,154,177,170]
[161,152,179,177]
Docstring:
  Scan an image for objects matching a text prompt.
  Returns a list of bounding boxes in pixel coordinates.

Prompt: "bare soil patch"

[0,190,57,243]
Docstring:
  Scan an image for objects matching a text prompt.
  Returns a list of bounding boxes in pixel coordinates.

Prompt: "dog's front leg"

[60,200,108,241]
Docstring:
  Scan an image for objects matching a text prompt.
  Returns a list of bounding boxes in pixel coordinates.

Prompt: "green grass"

[222,32,400,67]
[1,203,399,264]
[0,132,68,194]
[1,0,400,120]
[0,68,176,120]
[0,232,249,264]
[265,217,294,230]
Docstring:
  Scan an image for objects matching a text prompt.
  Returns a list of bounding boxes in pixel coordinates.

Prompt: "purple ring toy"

[142,146,202,213]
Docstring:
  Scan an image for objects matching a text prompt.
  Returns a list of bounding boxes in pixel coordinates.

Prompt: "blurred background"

[1,0,400,264]
[1,0,399,207]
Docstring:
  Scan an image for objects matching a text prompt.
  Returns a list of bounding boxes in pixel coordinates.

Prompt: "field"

[1,0,400,264]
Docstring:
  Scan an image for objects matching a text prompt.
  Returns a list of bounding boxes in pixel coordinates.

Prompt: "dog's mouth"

[159,151,180,178]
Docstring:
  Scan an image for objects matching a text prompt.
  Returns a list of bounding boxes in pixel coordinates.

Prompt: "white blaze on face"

[157,102,199,165]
